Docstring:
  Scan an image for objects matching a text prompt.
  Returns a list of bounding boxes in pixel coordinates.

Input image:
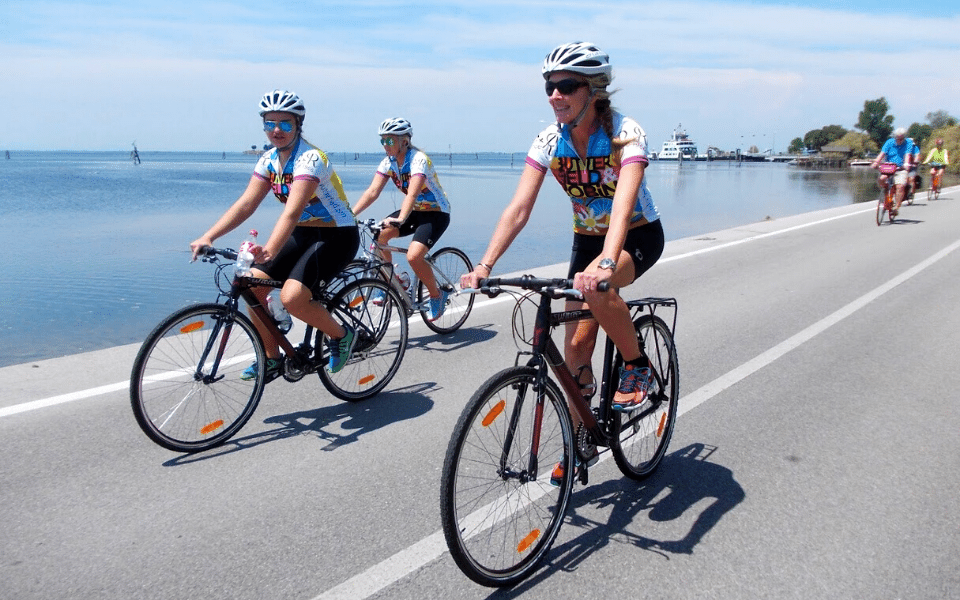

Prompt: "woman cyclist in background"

[189,90,360,380]
[460,42,665,482]
[352,118,453,321]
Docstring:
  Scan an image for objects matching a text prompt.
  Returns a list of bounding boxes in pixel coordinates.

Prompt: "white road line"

[311,236,960,600]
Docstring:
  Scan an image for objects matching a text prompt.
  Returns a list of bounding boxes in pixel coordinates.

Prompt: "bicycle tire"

[417,246,475,334]
[927,185,934,202]
[130,303,266,452]
[875,197,885,226]
[608,314,679,480]
[440,366,574,587]
[317,278,408,401]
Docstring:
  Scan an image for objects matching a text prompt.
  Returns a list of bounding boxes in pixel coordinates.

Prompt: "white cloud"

[1,0,958,151]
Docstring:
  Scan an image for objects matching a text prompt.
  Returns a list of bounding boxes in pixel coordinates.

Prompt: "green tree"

[907,123,933,148]
[857,97,895,146]
[788,137,804,154]
[804,129,830,151]
[926,110,958,129]
[803,125,847,151]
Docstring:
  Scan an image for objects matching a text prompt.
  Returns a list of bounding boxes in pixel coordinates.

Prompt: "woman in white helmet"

[460,42,665,483]
[352,117,453,321]
[190,90,360,380]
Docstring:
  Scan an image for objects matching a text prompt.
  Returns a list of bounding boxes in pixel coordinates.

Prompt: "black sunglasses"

[545,78,588,96]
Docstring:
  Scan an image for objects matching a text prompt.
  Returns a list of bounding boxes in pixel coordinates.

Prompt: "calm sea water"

[1,150,892,367]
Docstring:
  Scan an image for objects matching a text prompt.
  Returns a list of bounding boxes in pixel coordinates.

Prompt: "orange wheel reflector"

[656,413,666,437]
[482,400,506,427]
[180,321,205,334]
[358,374,375,385]
[200,419,224,435]
[517,529,541,554]
[348,296,365,308]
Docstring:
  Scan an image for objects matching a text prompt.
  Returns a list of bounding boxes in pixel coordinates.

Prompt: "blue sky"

[2,0,958,153]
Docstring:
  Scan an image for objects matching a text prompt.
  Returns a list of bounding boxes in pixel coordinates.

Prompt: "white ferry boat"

[658,124,699,161]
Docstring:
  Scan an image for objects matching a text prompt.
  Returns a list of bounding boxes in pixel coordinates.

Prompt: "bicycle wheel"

[317,278,408,401]
[440,366,574,587]
[608,314,679,480]
[417,246,474,334]
[130,303,266,452]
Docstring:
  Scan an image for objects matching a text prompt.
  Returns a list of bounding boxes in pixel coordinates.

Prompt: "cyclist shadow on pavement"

[163,382,435,466]
[406,323,498,353]
[486,442,744,597]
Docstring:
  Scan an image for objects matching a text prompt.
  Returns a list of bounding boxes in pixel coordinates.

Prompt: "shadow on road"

[486,442,745,597]
[162,382,436,466]
[406,323,498,353]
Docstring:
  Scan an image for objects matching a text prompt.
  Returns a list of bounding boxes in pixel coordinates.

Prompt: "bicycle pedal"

[576,463,589,486]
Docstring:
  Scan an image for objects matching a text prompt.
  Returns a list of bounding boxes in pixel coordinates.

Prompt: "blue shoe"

[327,323,356,373]
[611,364,654,412]
[240,358,282,381]
[427,289,450,321]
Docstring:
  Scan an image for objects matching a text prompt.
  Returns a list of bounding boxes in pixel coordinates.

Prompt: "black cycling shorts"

[567,219,665,282]
[384,210,450,249]
[258,225,360,291]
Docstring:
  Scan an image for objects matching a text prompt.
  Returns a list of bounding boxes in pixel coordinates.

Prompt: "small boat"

[848,159,873,167]
[659,124,699,161]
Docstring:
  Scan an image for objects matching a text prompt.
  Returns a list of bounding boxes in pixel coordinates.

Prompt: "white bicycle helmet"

[259,90,306,119]
[542,42,611,79]
[378,117,413,137]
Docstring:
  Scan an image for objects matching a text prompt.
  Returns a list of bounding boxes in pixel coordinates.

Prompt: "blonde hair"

[587,74,635,152]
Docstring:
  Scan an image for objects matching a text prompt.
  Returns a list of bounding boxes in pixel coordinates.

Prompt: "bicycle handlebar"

[196,246,238,262]
[463,275,610,300]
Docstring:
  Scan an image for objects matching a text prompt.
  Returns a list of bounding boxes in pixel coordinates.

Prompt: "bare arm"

[461,164,546,287]
[574,161,644,291]
[352,172,390,216]
[190,175,271,260]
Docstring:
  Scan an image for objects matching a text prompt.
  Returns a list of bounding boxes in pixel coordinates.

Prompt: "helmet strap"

[561,89,597,134]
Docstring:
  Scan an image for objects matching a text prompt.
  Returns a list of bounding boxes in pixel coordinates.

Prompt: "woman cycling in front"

[460,42,665,482]
[189,90,360,380]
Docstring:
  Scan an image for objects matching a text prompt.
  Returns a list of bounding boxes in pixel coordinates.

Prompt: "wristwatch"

[597,258,617,271]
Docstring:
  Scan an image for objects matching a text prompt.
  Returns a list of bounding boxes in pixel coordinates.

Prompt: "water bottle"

[266,290,292,333]
[394,264,411,291]
[235,229,258,276]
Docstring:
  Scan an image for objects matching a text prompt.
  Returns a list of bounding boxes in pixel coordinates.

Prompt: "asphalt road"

[2,186,959,600]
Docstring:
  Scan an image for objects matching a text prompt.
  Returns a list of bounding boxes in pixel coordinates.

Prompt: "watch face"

[598,258,616,270]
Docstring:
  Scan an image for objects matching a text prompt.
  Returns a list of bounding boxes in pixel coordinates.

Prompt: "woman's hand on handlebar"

[189,236,214,262]
[381,217,403,229]
[573,267,612,294]
[461,268,486,291]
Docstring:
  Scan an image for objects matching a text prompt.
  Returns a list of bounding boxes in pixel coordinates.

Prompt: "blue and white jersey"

[526,111,660,235]
[377,148,451,213]
[254,138,356,227]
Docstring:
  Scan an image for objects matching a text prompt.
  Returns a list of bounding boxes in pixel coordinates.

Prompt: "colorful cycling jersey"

[924,147,949,165]
[526,111,660,235]
[377,148,451,213]
[254,137,356,227]
[879,137,916,168]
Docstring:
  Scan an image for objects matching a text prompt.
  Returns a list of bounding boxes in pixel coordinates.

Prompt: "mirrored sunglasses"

[263,120,294,133]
